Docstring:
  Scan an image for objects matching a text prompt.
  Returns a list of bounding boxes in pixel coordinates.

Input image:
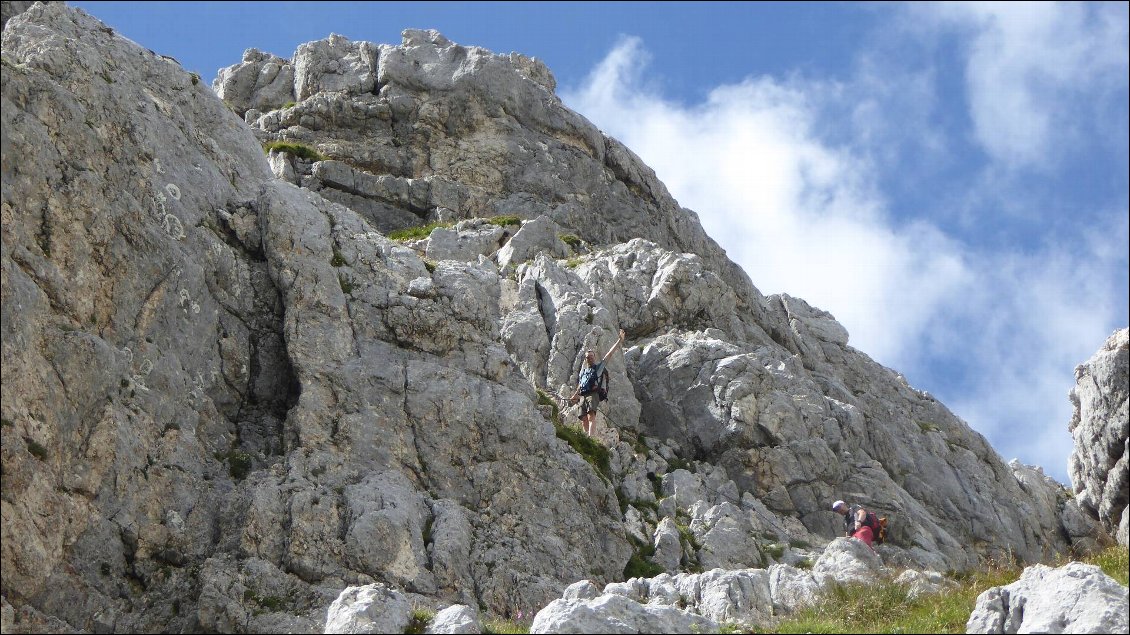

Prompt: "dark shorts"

[578,394,599,417]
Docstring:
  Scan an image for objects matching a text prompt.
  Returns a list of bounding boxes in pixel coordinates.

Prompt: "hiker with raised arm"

[832,500,887,548]
[568,328,626,437]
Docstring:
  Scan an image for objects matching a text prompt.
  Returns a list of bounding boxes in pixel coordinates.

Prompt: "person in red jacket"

[832,499,876,548]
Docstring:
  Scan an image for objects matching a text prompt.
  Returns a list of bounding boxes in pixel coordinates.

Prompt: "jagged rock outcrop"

[0,3,1111,633]
[1069,328,1129,546]
[966,562,1129,634]
[528,537,935,632]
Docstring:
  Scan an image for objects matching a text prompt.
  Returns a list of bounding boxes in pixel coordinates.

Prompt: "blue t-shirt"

[578,361,605,395]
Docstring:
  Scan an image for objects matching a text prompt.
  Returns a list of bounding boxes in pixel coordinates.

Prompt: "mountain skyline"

[69,1,1130,484]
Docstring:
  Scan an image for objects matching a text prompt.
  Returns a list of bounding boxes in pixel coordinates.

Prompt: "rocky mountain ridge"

[1,3,1123,632]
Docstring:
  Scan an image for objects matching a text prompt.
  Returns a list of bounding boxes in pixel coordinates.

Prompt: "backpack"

[596,368,610,401]
[863,511,888,545]
[579,363,610,401]
[848,506,888,545]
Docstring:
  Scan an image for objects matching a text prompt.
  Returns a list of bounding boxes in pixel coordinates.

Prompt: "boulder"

[966,562,1129,634]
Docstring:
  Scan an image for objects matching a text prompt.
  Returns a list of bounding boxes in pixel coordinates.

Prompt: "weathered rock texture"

[0,3,1116,633]
[966,562,1129,634]
[529,537,952,632]
[1069,328,1129,546]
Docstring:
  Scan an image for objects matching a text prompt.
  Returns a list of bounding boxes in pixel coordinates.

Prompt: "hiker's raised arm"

[602,329,627,363]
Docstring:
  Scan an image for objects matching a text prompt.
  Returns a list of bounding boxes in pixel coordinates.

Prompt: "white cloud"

[563,36,970,365]
[913,2,1129,170]
[561,33,1127,485]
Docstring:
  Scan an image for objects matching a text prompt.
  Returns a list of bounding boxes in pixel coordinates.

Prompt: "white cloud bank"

[561,2,1127,484]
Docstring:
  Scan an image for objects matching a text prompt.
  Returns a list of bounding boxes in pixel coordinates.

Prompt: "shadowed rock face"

[0,3,1107,632]
[1069,328,1129,547]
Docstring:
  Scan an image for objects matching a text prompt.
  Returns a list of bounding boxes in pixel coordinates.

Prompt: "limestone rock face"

[965,562,1129,634]
[0,3,1110,633]
[213,48,296,117]
[1069,328,1129,546]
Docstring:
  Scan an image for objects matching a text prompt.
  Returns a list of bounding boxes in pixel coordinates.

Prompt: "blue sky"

[70,1,1129,485]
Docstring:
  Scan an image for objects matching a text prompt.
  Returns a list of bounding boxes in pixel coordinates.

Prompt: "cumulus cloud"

[561,27,1127,484]
[912,2,1129,170]
[563,36,971,364]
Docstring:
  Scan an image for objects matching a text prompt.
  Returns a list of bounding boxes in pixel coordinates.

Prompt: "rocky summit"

[1,3,1125,633]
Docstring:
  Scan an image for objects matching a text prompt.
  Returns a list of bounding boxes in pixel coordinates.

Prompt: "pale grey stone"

[561,581,601,601]
[966,562,1129,634]
[767,564,822,615]
[496,215,570,268]
[811,537,884,586]
[651,518,683,573]
[325,584,412,634]
[529,594,719,634]
[425,604,481,634]
[213,48,296,116]
[1069,328,1129,546]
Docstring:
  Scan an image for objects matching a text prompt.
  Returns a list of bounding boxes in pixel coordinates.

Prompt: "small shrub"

[405,608,435,634]
[330,247,346,267]
[559,233,582,249]
[565,257,583,269]
[917,421,940,433]
[339,274,355,295]
[216,449,253,480]
[488,215,521,227]
[1,418,14,428]
[281,101,297,110]
[25,438,48,461]
[189,72,200,86]
[262,140,326,162]
[623,535,664,580]
[666,456,696,473]
[765,543,786,560]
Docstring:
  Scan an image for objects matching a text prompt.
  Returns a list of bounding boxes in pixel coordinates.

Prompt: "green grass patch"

[559,233,583,249]
[772,562,1022,634]
[488,215,522,227]
[262,140,326,162]
[917,421,941,433]
[339,274,355,295]
[535,389,561,424]
[554,421,611,482]
[387,221,456,241]
[564,257,584,269]
[1080,544,1129,586]
[281,101,297,110]
[215,449,253,480]
[623,535,664,580]
[666,455,697,473]
[482,617,530,634]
